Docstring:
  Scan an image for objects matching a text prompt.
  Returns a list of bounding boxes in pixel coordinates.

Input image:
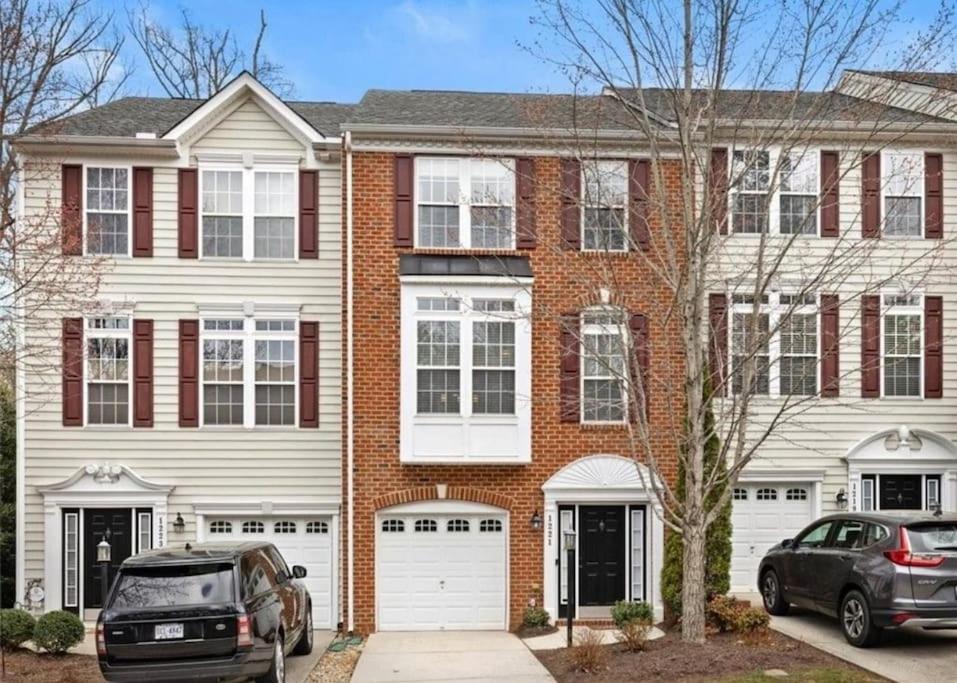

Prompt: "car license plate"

[154,623,184,640]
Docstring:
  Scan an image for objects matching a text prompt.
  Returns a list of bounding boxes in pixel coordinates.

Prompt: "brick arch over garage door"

[372,485,516,512]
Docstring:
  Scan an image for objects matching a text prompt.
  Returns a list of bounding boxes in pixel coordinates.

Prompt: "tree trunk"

[680,523,707,643]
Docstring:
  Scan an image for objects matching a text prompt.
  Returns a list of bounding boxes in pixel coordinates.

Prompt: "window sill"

[198,257,300,263]
[400,455,531,466]
[579,421,630,431]
[409,247,521,256]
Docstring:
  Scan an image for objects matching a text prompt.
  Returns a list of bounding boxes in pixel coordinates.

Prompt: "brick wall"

[344,152,686,633]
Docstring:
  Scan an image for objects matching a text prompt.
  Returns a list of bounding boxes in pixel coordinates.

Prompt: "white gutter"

[344,130,355,633]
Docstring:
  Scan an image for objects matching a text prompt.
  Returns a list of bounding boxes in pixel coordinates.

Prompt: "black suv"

[97,541,313,682]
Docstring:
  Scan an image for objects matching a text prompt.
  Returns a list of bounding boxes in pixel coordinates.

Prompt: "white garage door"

[377,511,507,631]
[207,517,334,628]
[730,484,813,592]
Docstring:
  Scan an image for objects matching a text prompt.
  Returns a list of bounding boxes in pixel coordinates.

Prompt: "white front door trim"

[541,455,665,623]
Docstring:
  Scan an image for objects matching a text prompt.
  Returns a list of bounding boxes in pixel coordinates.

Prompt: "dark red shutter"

[629,159,651,251]
[708,293,728,397]
[925,295,943,398]
[861,295,881,397]
[925,153,943,239]
[560,159,581,250]
[178,169,198,258]
[394,154,414,247]
[62,318,83,426]
[820,151,840,238]
[61,165,83,255]
[179,320,199,426]
[299,321,319,427]
[515,157,537,249]
[559,312,580,422]
[299,170,319,258]
[820,295,840,397]
[710,149,728,235]
[861,152,881,239]
[132,167,153,256]
[133,320,154,427]
[630,313,649,423]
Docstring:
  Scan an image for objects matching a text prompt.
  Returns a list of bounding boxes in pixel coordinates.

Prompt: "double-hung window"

[472,299,517,414]
[86,317,131,425]
[883,151,923,237]
[730,148,820,235]
[731,150,770,234]
[582,160,628,251]
[200,166,297,259]
[731,293,818,397]
[581,310,628,422]
[882,293,922,397]
[201,317,298,427]
[779,151,818,234]
[86,167,130,255]
[415,157,515,248]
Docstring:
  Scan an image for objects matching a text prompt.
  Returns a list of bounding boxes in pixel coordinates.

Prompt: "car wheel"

[841,590,882,648]
[258,634,285,683]
[761,569,790,616]
[292,607,314,655]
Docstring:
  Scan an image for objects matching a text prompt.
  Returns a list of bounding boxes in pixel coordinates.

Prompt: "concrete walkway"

[350,631,555,683]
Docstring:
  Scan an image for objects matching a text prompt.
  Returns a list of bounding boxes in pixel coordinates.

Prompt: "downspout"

[14,154,26,608]
[344,131,355,633]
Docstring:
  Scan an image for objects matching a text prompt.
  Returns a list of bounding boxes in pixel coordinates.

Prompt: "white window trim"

[412,157,517,250]
[199,315,300,429]
[83,164,133,257]
[399,281,532,463]
[198,163,299,262]
[581,159,629,252]
[729,292,819,398]
[728,147,821,237]
[880,292,924,399]
[880,149,925,240]
[83,315,133,428]
[861,473,941,511]
[580,307,629,424]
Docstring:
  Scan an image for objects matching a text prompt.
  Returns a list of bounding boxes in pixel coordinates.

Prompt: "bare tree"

[128,3,293,98]
[524,0,957,642]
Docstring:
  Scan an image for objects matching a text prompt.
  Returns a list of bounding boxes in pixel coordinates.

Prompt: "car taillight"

[95,621,107,656]
[891,612,916,625]
[236,614,253,648]
[884,527,944,568]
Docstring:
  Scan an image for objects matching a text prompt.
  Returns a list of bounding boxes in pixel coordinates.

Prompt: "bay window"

[86,167,130,255]
[581,310,628,422]
[199,166,297,259]
[415,157,515,248]
[86,317,131,425]
[200,317,298,427]
[582,160,628,251]
[729,148,820,235]
[882,293,922,397]
[883,151,923,237]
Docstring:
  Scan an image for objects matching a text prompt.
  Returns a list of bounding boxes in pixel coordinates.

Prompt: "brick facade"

[344,151,686,633]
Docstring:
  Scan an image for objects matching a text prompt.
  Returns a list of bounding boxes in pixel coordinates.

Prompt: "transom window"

[756,488,778,501]
[729,148,820,235]
[883,151,923,237]
[200,166,297,260]
[731,292,818,397]
[581,310,628,423]
[201,317,298,427]
[274,521,297,534]
[415,157,515,248]
[582,160,628,251]
[86,167,130,255]
[382,520,405,533]
[447,519,470,532]
[86,317,131,425]
[306,521,329,534]
[243,521,265,534]
[414,519,438,533]
[479,519,503,532]
[882,293,922,397]
[209,520,232,534]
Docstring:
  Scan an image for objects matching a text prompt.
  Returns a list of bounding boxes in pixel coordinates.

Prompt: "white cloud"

[395,0,475,44]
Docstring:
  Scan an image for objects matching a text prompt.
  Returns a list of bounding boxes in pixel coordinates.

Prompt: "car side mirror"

[781,538,794,549]
[292,565,307,579]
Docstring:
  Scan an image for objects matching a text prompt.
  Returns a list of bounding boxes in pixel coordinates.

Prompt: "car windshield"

[906,524,957,552]
[111,563,235,608]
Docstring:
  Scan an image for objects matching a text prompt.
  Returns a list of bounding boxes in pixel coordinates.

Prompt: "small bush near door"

[523,605,551,628]
[0,609,36,648]
[611,601,654,652]
[32,611,85,654]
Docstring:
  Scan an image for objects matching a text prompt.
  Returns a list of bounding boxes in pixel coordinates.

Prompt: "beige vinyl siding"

[716,143,957,511]
[19,96,342,584]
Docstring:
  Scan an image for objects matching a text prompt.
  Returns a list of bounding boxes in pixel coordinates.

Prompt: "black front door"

[83,508,133,608]
[579,506,626,606]
[880,475,922,510]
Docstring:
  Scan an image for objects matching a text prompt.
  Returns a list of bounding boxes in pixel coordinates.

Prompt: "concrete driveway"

[350,631,555,683]
[770,607,957,683]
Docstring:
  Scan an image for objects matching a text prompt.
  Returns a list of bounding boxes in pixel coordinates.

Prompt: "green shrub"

[610,600,653,628]
[32,610,85,654]
[616,619,653,652]
[707,596,769,636]
[0,608,36,648]
[522,605,551,628]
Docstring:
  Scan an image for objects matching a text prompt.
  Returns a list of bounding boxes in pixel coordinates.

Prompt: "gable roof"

[849,70,957,92]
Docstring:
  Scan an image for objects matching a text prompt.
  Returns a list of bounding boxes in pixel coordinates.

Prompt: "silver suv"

[758,512,957,647]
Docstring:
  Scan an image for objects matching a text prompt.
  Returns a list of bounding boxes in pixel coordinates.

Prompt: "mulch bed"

[0,650,101,682]
[516,623,559,639]
[534,628,888,683]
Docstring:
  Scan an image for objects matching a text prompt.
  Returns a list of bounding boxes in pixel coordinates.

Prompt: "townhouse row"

[14,70,957,633]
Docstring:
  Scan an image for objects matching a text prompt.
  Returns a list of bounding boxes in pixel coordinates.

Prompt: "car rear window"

[111,563,235,608]
[906,524,957,552]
